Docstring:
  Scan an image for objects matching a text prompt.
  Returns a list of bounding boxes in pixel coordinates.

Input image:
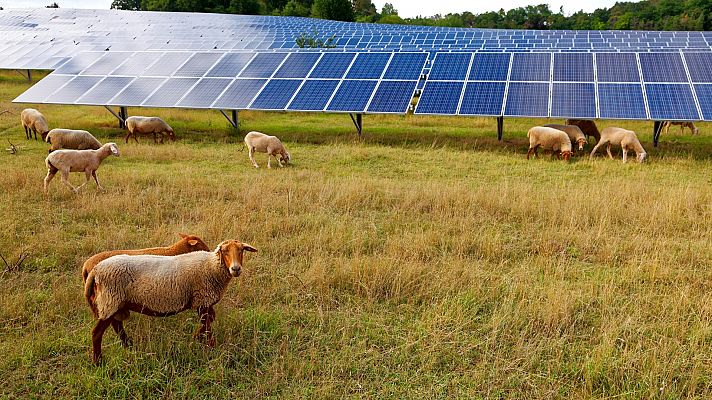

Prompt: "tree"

[282,0,310,16]
[111,0,141,10]
[381,2,396,16]
[311,0,355,21]
[353,0,376,18]
[229,0,262,14]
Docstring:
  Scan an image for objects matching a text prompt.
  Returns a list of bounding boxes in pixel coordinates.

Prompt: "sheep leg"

[75,170,92,192]
[110,319,132,348]
[152,132,158,144]
[23,125,29,140]
[91,318,112,365]
[267,154,273,169]
[606,143,614,160]
[44,168,57,193]
[59,170,80,193]
[92,171,104,191]
[194,306,216,347]
[158,132,165,144]
[248,147,259,168]
[622,148,628,163]
[124,131,131,144]
[589,141,606,160]
[32,127,38,140]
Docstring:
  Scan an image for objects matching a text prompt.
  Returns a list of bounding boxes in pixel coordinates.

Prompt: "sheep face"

[107,143,120,156]
[576,138,587,152]
[281,150,291,165]
[637,152,648,163]
[562,151,572,161]
[166,128,175,141]
[178,233,210,252]
[41,130,50,142]
[216,240,258,277]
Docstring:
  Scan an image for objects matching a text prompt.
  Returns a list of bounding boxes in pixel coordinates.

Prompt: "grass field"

[2,70,712,398]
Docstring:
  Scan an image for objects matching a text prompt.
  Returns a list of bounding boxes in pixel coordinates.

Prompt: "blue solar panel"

[415,81,464,115]
[551,83,596,118]
[177,78,231,108]
[287,79,339,111]
[212,78,267,109]
[367,80,417,113]
[309,53,355,79]
[174,52,223,77]
[504,82,549,117]
[250,79,302,110]
[382,52,427,80]
[206,53,254,78]
[110,52,163,76]
[77,76,135,105]
[553,53,593,82]
[598,84,647,119]
[143,77,199,106]
[239,53,288,78]
[108,77,165,106]
[646,84,699,120]
[52,52,105,75]
[684,53,712,83]
[459,81,506,116]
[639,53,688,83]
[346,53,391,79]
[693,84,712,120]
[13,74,74,103]
[47,75,102,103]
[143,52,192,77]
[327,80,377,112]
[273,52,321,78]
[595,53,640,83]
[428,53,471,80]
[509,53,550,82]
[80,52,130,75]
[469,53,509,81]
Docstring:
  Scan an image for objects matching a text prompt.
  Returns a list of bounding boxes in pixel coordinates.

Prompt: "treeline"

[109,0,712,31]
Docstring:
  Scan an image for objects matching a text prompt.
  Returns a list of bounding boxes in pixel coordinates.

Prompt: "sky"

[8,0,623,17]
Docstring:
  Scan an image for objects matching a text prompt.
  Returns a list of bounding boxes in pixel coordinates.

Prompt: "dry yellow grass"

[1,70,712,398]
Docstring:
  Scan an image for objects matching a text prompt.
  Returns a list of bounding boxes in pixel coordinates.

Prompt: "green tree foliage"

[282,0,311,17]
[353,0,377,22]
[111,0,142,10]
[310,0,354,21]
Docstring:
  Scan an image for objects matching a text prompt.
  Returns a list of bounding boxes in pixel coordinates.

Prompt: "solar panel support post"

[350,113,363,137]
[219,110,239,130]
[497,116,504,141]
[15,69,31,82]
[653,120,663,147]
[26,70,32,82]
[104,106,126,129]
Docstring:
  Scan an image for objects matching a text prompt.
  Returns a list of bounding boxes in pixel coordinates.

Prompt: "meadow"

[1,70,712,399]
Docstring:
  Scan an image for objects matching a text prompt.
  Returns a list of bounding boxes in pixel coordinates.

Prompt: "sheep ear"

[242,244,258,253]
[188,239,199,246]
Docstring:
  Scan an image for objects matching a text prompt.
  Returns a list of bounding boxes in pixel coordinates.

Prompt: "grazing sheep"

[125,116,175,144]
[565,119,600,143]
[20,108,49,141]
[589,127,647,163]
[44,143,120,194]
[662,121,699,136]
[244,131,291,168]
[84,239,257,364]
[45,128,102,153]
[527,126,572,161]
[544,123,588,152]
[81,233,210,283]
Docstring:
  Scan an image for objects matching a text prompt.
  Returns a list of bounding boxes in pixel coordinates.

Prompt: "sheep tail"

[84,271,99,318]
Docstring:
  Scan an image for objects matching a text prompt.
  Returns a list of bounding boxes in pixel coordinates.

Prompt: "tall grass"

[1,70,712,398]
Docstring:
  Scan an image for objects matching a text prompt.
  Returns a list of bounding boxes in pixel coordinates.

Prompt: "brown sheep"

[565,119,600,143]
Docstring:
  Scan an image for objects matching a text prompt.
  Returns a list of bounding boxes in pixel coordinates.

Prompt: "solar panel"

[205,52,254,78]
[428,53,471,80]
[598,84,647,119]
[212,78,267,109]
[459,81,506,116]
[250,79,302,110]
[346,53,391,79]
[239,53,287,78]
[77,76,135,105]
[415,81,464,115]
[504,82,549,117]
[309,52,355,79]
[367,80,417,113]
[143,77,199,106]
[639,53,688,83]
[509,53,550,82]
[174,52,223,77]
[52,51,105,74]
[46,75,103,103]
[327,80,378,112]
[143,52,192,77]
[80,52,130,75]
[595,53,640,83]
[551,83,596,118]
[13,74,73,103]
[177,78,232,108]
[645,83,700,120]
[469,53,509,81]
[684,53,712,83]
[110,77,166,106]
[287,79,339,111]
[110,52,164,76]
[382,52,427,80]
[553,53,593,82]
[273,52,321,78]
[693,84,712,119]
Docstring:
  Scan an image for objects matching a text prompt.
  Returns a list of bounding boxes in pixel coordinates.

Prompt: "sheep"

[45,128,102,153]
[44,143,120,194]
[84,239,257,364]
[20,108,49,141]
[589,127,647,163]
[565,119,600,143]
[662,121,699,136]
[544,123,588,152]
[244,131,291,168]
[526,126,572,161]
[125,116,175,144]
[81,233,210,283]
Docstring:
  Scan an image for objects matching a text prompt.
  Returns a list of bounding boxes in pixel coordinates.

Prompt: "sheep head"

[105,143,120,157]
[177,233,210,252]
[166,128,176,141]
[215,240,258,277]
[281,150,291,165]
[576,138,587,151]
[562,151,572,161]
[637,152,648,163]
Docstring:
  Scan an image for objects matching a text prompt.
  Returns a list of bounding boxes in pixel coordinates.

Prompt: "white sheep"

[662,121,699,136]
[20,108,49,141]
[244,131,291,168]
[45,128,102,153]
[544,123,588,152]
[125,116,175,144]
[526,126,572,161]
[84,239,257,364]
[44,143,120,194]
[589,127,647,163]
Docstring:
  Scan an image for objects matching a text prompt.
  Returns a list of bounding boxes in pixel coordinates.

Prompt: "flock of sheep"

[17,106,700,364]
